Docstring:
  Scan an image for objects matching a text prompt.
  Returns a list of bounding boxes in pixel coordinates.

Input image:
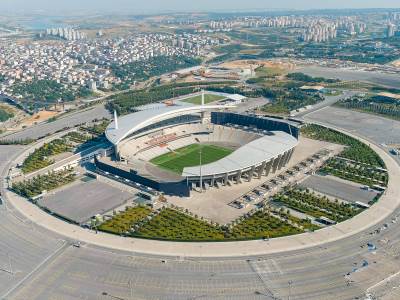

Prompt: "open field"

[255,65,286,77]
[22,110,58,127]
[181,94,225,105]
[150,143,233,174]
[238,48,264,55]
[218,59,294,71]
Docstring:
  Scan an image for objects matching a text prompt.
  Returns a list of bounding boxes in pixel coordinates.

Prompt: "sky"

[1,0,400,15]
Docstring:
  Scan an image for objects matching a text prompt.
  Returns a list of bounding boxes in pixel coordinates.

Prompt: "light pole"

[128,279,133,299]
[199,146,203,193]
[195,138,203,193]
[8,253,13,276]
[288,280,293,300]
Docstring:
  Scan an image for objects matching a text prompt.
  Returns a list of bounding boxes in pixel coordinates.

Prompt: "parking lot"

[305,106,400,166]
[305,107,400,146]
[38,178,135,224]
[300,175,379,204]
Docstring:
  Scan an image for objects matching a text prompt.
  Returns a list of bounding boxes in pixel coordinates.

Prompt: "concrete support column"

[278,151,289,170]
[224,173,229,186]
[248,165,256,182]
[272,155,282,173]
[288,148,295,161]
[211,176,215,187]
[200,111,206,124]
[265,160,273,176]
[258,161,267,179]
[236,170,242,184]
[115,144,120,161]
[283,148,294,166]
[281,150,289,167]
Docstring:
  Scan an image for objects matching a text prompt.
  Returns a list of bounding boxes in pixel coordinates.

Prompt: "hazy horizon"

[1,0,400,15]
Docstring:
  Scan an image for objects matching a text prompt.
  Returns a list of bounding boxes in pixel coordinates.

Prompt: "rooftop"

[105,102,235,145]
[182,131,298,177]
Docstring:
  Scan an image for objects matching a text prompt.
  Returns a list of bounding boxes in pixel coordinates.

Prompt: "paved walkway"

[4,125,400,258]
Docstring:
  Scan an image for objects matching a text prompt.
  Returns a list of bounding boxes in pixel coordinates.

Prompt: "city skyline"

[1,0,400,15]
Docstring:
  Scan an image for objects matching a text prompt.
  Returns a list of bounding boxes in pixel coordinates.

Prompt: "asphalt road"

[294,90,357,118]
[235,97,270,113]
[0,105,111,142]
[8,215,400,300]
[296,66,400,89]
[0,146,66,299]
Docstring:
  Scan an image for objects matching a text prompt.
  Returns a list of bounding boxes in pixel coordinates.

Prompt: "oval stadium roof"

[105,103,235,145]
[182,131,298,178]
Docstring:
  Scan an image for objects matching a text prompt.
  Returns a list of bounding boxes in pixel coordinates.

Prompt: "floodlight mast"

[114,110,119,130]
[195,137,203,193]
[199,146,202,193]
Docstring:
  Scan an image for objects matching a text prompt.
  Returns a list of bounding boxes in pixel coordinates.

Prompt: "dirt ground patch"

[391,59,400,67]
[0,103,17,115]
[219,59,295,71]
[22,110,59,127]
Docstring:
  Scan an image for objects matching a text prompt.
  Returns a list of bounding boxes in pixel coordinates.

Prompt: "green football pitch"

[181,94,226,105]
[150,144,233,174]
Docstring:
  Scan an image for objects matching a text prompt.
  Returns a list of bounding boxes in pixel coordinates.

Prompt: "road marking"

[271,259,283,276]
[248,260,281,299]
[1,240,68,299]
[366,269,400,294]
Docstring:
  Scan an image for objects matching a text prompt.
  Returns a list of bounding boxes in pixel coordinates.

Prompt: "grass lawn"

[255,66,286,78]
[229,211,303,239]
[150,143,233,174]
[262,102,290,115]
[0,107,14,122]
[133,208,226,241]
[99,206,152,235]
[181,94,226,105]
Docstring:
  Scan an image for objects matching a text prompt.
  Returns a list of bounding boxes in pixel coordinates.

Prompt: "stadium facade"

[98,100,300,197]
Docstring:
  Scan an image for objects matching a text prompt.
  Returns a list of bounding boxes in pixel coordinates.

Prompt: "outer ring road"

[3,121,400,258]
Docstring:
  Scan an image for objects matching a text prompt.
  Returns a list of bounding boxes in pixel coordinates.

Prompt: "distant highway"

[295,66,400,89]
[294,90,356,118]
[0,105,111,142]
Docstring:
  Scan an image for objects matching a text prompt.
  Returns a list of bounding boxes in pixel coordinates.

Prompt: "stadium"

[98,93,300,197]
